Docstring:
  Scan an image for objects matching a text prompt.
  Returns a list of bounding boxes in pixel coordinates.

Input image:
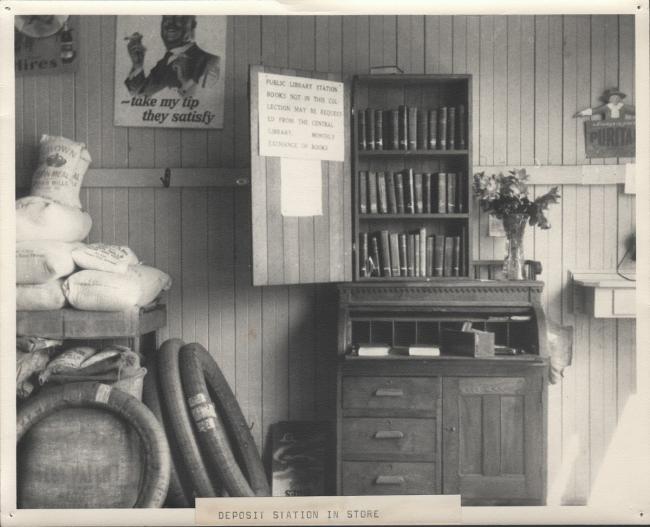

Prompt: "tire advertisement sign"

[584,120,635,158]
[14,15,79,76]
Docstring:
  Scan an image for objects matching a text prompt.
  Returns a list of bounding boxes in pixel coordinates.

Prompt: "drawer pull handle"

[375,475,405,486]
[374,388,404,397]
[374,430,404,440]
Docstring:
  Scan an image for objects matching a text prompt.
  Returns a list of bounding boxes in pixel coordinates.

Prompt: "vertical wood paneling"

[154,188,182,343]
[575,17,591,165]
[13,16,637,502]
[520,16,536,165]
[589,16,605,166]
[548,17,564,166]
[492,16,507,166]
[234,188,263,450]
[209,16,236,168]
[562,16,578,166]
[207,189,236,384]
[506,16,521,166]
[535,16,550,165]
[180,189,208,345]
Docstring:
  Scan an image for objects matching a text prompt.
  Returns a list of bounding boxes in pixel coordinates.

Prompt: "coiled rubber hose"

[17,381,170,508]
[157,339,219,497]
[142,351,191,507]
[179,342,270,496]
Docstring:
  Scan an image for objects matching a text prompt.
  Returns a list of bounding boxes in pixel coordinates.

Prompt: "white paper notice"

[624,163,636,194]
[280,158,323,217]
[258,72,344,161]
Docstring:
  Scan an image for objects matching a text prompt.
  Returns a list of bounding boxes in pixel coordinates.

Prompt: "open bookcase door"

[249,65,352,286]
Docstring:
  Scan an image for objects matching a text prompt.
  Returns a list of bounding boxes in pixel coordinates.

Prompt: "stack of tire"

[143,339,270,505]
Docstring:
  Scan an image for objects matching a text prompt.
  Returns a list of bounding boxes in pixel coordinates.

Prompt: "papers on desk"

[408,346,440,357]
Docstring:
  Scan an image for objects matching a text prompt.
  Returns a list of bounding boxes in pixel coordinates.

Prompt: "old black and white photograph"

[0,1,648,525]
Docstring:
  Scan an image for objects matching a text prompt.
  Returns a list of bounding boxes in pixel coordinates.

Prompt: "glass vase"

[502,213,528,280]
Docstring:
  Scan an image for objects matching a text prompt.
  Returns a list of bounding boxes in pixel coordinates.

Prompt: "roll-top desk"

[336,281,548,506]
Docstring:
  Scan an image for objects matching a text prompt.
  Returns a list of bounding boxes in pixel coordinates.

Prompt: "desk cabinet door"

[442,375,545,505]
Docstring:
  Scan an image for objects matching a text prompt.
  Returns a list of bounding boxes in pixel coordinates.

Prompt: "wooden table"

[16,304,167,354]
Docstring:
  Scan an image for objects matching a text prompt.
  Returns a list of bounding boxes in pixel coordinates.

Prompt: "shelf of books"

[352,74,472,281]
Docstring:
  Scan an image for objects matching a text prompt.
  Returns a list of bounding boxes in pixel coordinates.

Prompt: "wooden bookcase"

[351,74,472,282]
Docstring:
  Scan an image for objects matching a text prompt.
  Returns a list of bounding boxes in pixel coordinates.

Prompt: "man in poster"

[124,15,220,98]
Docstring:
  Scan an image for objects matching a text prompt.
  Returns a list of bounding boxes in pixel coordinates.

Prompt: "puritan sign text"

[584,120,635,158]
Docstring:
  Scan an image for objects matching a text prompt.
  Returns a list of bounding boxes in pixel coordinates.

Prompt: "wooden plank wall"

[14,15,636,504]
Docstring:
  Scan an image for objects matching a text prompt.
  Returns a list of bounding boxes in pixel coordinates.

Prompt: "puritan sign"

[258,72,345,161]
[584,120,635,158]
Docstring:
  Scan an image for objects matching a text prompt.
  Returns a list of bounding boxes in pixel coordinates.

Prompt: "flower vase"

[502,214,528,280]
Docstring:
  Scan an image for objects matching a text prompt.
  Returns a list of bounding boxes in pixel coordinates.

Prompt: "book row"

[357,105,466,151]
[359,229,465,278]
[359,170,465,215]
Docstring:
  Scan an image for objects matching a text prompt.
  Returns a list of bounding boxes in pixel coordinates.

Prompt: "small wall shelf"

[571,271,636,319]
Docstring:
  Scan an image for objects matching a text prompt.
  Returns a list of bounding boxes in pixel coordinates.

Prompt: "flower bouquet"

[473,169,560,279]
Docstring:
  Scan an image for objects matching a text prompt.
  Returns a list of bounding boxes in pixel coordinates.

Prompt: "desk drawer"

[342,418,435,461]
[342,376,439,414]
[341,461,436,495]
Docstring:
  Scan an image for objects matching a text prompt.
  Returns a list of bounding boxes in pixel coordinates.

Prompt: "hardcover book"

[395,172,405,213]
[452,235,461,277]
[458,104,466,149]
[374,109,384,150]
[417,108,427,149]
[359,232,368,277]
[367,171,378,214]
[414,233,420,277]
[386,172,397,214]
[437,172,447,213]
[447,173,457,213]
[358,110,366,150]
[426,235,434,277]
[389,109,399,150]
[398,105,408,150]
[428,109,438,149]
[433,235,444,277]
[359,171,367,214]
[419,227,427,277]
[366,108,375,151]
[377,172,388,214]
[438,106,447,150]
[370,235,381,277]
[398,233,408,276]
[444,236,454,276]
[408,107,418,150]
[380,230,391,277]
[389,232,401,276]
[447,106,456,150]
[406,169,415,214]
[414,173,423,213]
[407,233,415,276]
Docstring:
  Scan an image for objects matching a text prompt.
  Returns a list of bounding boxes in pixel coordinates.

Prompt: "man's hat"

[601,87,627,101]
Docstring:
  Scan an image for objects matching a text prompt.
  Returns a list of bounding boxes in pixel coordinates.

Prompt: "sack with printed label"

[16,240,82,284]
[16,196,92,243]
[126,264,172,306]
[71,243,139,274]
[17,279,67,311]
[30,134,91,209]
[62,265,171,311]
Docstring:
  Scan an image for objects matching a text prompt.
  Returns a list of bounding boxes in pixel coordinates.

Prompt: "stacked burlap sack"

[16,339,144,399]
[16,135,171,312]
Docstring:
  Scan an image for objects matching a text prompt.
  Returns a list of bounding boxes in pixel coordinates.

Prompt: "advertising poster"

[14,15,79,76]
[114,15,226,129]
